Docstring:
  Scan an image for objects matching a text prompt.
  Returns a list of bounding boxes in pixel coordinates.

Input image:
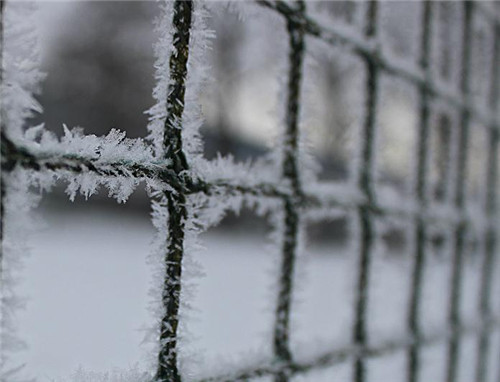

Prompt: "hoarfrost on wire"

[20,125,158,203]
[145,0,174,158]
[1,2,44,380]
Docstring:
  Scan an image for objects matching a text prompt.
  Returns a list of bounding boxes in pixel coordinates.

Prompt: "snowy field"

[8,195,500,382]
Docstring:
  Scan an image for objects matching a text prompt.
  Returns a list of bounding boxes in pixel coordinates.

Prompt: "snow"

[290,240,356,360]
[179,224,277,379]
[51,368,151,382]
[292,362,351,382]
[368,350,407,382]
[8,202,155,381]
[1,170,43,381]
[6,202,499,381]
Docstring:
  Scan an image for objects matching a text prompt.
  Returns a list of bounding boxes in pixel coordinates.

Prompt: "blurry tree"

[205,6,243,158]
[35,1,158,138]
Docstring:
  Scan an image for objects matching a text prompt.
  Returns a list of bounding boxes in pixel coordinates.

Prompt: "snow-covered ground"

[9,198,500,382]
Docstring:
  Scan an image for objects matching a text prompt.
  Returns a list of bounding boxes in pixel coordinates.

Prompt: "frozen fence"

[1,1,500,382]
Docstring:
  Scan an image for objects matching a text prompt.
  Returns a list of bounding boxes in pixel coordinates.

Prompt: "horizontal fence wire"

[1,1,499,382]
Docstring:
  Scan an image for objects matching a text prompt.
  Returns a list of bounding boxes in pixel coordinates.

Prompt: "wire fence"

[1,1,500,382]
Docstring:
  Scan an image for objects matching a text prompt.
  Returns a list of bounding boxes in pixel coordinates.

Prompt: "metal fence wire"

[1,1,500,381]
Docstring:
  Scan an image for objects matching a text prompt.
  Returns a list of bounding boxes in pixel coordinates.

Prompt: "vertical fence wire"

[407,2,433,382]
[494,24,500,382]
[474,19,500,382]
[0,1,5,371]
[155,1,193,381]
[0,0,5,277]
[273,2,305,381]
[446,2,474,382]
[353,1,378,381]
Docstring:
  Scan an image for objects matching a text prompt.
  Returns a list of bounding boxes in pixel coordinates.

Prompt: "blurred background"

[32,0,497,207]
[7,1,500,380]
[29,0,498,255]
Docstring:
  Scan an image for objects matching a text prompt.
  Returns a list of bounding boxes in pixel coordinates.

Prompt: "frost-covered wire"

[1,2,44,380]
